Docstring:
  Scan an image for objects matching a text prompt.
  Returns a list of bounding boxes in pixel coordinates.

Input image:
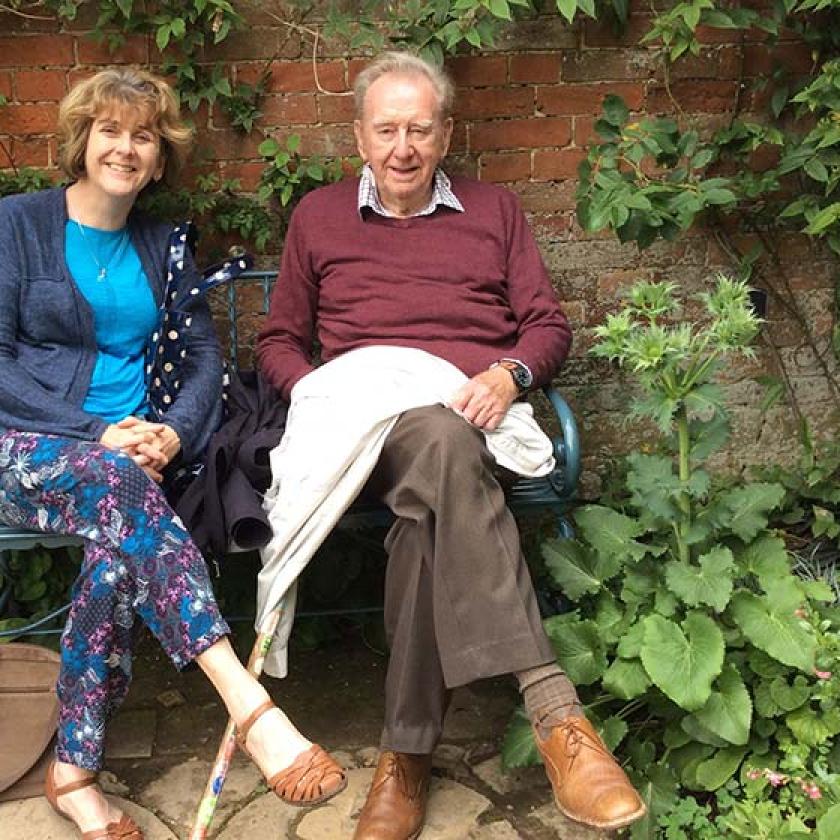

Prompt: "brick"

[0,102,59,134]
[743,43,814,77]
[584,16,654,48]
[202,29,279,62]
[15,69,66,102]
[509,54,561,84]
[537,82,644,116]
[260,93,318,126]
[260,124,356,157]
[317,93,356,124]
[347,58,368,87]
[533,148,587,181]
[77,34,148,65]
[493,17,578,51]
[0,72,12,99]
[10,136,51,167]
[665,47,742,80]
[219,160,265,191]
[647,81,738,114]
[562,49,656,82]
[242,60,347,94]
[202,128,266,161]
[471,117,571,152]
[0,35,74,68]
[444,152,478,179]
[573,115,596,147]
[512,179,578,213]
[480,151,531,183]
[454,87,534,120]
[449,122,468,154]
[447,55,507,87]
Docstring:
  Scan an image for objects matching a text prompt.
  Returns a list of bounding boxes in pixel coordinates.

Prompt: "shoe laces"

[539,716,610,771]
[375,753,424,802]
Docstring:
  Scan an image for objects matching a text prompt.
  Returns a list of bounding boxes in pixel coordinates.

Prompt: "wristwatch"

[491,358,533,393]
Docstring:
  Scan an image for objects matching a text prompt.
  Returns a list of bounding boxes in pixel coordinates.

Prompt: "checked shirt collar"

[357,163,464,218]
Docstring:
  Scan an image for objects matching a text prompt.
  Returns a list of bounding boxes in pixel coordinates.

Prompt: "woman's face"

[82,104,164,201]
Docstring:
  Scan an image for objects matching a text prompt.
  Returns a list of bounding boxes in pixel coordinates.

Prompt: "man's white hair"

[353,51,455,120]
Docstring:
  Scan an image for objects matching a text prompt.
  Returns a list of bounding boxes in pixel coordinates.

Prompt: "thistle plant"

[502,276,840,836]
[591,275,761,563]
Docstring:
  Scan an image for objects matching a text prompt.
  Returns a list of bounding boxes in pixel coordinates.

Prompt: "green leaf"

[665,547,735,612]
[681,714,729,747]
[574,505,649,563]
[626,453,681,520]
[713,483,785,542]
[804,157,829,183]
[487,0,512,19]
[600,716,628,751]
[542,539,602,599]
[603,657,652,699]
[730,592,816,672]
[786,705,840,747]
[258,138,279,157]
[556,0,579,23]
[817,804,840,840]
[693,665,752,745]
[805,202,840,235]
[769,675,811,712]
[617,621,646,658]
[156,23,172,51]
[738,534,790,585]
[695,746,747,790]
[640,613,725,711]
[544,617,607,684]
[501,706,539,769]
[602,94,629,127]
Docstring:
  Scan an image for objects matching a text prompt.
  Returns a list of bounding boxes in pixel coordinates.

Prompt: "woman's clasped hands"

[100,416,181,482]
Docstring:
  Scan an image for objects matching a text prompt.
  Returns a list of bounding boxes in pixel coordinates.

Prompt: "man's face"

[354,72,453,217]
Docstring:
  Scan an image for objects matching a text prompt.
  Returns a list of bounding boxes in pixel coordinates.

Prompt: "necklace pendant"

[98,267,107,281]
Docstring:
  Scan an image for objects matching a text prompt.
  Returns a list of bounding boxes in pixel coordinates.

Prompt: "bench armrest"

[539,385,580,499]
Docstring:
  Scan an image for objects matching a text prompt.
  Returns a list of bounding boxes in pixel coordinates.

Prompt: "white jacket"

[257,346,555,677]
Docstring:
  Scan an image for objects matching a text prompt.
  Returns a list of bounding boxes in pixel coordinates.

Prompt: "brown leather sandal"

[235,699,347,806]
[44,760,144,839]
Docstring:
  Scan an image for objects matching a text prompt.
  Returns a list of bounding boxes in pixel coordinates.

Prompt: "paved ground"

[1,627,611,839]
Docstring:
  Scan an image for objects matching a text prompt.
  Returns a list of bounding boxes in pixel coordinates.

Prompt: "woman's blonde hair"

[57,67,193,187]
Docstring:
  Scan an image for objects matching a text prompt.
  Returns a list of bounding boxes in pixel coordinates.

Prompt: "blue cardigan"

[0,186,222,462]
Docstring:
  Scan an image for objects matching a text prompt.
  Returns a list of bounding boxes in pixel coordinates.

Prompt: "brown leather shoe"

[534,716,646,831]
[353,751,432,840]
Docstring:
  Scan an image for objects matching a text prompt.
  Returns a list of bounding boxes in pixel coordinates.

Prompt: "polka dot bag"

[145,222,253,420]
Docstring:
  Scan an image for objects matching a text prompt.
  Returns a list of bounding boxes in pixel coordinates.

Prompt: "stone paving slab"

[0,794,177,839]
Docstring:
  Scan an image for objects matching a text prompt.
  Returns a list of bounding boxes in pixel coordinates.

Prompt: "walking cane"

[189,608,282,840]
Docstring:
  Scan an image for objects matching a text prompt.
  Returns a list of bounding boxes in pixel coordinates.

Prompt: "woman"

[0,68,345,840]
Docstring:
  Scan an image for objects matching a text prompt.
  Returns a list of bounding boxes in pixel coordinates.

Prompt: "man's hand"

[448,367,519,431]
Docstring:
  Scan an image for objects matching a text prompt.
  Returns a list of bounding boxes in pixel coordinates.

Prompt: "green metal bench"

[0,269,580,638]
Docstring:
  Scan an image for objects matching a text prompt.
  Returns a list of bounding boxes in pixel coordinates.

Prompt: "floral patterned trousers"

[0,431,229,770]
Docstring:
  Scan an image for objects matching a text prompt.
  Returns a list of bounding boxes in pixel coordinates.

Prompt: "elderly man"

[257,52,645,839]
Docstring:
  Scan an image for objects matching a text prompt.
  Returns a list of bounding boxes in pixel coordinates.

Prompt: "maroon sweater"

[257,175,572,400]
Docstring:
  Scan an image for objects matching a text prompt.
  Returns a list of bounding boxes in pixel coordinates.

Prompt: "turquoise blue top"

[65,221,158,422]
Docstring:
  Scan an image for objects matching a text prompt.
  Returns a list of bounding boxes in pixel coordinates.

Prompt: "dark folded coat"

[175,368,288,557]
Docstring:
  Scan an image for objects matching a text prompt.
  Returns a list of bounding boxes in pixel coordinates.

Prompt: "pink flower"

[746,769,761,780]
[766,770,786,787]
[815,669,832,680]
[804,783,822,800]
[794,608,807,619]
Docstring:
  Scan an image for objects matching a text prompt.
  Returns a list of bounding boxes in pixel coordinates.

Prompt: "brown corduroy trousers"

[365,405,556,754]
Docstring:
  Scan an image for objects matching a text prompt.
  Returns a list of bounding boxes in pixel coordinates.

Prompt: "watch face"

[501,360,531,390]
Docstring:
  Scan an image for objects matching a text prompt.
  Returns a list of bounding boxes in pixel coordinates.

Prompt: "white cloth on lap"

[257,345,555,678]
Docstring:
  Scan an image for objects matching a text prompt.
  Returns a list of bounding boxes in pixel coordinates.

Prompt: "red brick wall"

[0,7,834,488]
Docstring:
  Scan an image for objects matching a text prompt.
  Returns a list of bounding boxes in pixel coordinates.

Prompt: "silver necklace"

[75,221,130,281]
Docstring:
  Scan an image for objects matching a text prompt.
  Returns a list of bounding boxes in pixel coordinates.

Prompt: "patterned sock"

[516,663,583,739]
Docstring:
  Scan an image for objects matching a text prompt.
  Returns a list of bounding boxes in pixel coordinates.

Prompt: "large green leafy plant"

[502,278,840,835]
